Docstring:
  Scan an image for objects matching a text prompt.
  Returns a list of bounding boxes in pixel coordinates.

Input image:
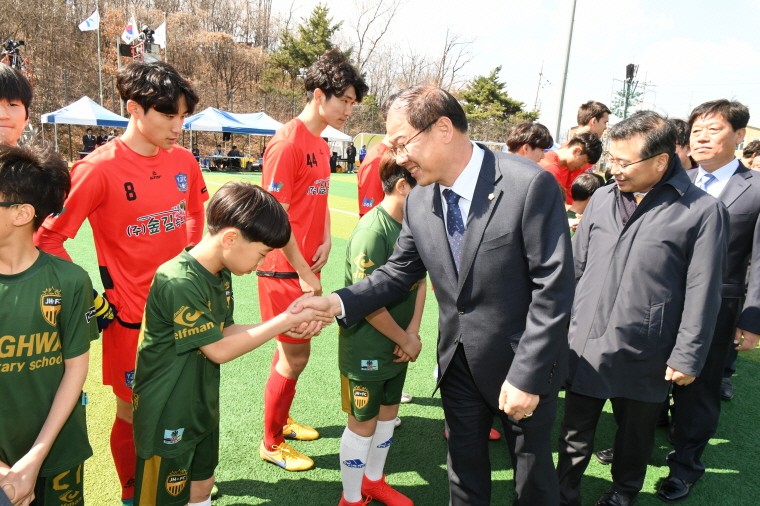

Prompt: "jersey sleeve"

[58,266,98,359]
[40,160,105,239]
[346,228,389,285]
[263,140,300,204]
[161,278,225,354]
[187,152,209,214]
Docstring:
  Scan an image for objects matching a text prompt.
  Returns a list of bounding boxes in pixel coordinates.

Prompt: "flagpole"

[163,11,168,62]
[97,5,104,106]
[117,36,124,117]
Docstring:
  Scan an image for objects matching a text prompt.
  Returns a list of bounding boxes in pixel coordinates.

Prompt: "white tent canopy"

[321,125,352,142]
[40,97,129,127]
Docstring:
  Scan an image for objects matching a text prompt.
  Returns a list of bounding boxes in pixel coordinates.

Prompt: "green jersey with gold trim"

[133,249,234,458]
[340,205,420,381]
[0,251,97,476]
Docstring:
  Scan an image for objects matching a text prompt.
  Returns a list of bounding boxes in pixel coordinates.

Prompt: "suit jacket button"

[458,307,465,315]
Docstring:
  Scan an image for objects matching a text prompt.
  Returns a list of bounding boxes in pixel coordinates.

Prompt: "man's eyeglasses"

[0,202,22,207]
[389,118,439,157]
[605,152,665,169]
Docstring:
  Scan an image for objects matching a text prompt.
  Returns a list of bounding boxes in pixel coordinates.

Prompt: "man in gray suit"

[298,85,575,505]
[658,100,760,503]
[557,111,729,506]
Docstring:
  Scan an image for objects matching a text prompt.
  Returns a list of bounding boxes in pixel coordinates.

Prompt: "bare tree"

[350,0,404,72]
[431,28,474,91]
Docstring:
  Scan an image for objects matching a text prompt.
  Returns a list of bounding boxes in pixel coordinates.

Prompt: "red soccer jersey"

[539,150,584,205]
[357,142,388,217]
[38,139,208,323]
[259,118,331,274]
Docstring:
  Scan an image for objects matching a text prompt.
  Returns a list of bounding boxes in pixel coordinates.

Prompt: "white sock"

[340,427,373,502]
[365,419,396,481]
[188,498,211,506]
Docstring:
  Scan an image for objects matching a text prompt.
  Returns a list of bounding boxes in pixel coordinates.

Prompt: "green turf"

[63,172,760,505]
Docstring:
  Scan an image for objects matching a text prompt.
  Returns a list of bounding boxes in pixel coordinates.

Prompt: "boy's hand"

[299,272,322,296]
[0,451,43,506]
[294,293,343,317]
[402,332,422,362]
[311,239,331,273]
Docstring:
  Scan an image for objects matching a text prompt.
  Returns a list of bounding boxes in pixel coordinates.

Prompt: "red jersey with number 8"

[258,118,331,274]
[39,139,208,323]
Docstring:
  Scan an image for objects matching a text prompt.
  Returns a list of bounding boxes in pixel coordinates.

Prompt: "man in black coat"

[657,100,760,503]
[82,128,97,152]
[346,143,357,173]
[298,85,575,505]
[557,111,729,506]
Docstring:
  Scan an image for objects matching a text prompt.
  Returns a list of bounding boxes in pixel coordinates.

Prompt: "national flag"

[153,22,166,48]
[78,9,100,32]
[121,16,138,44]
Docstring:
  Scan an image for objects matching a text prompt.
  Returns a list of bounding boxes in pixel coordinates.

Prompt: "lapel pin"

[488,193,495,201]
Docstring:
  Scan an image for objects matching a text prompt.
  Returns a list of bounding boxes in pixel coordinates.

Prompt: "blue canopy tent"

[182,107,259,135]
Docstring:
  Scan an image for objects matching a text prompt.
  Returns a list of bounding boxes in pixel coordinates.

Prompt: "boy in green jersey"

[0,144,98,505]
[132,181,332,506]
[338,152,426,506]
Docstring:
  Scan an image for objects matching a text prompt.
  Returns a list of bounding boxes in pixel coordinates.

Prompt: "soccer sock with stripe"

[365,419,396,481]
[110,416,136,500]
[263,369,297,450]
[340,427,373,503]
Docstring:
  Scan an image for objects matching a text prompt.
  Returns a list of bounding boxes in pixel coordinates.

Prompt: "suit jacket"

[336,147,575,409]
[568,158,729,402]
[686,163,760,335]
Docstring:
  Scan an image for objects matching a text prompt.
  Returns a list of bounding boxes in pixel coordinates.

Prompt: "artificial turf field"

[65,172,760,506]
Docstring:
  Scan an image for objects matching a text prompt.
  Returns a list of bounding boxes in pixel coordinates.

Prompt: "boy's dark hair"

[670,118,690,148]
[506,122,554,152]
[0,143,70,229]
[571,173,605,201]
[566,132,603,164]
[206,181,290,248]
[688,99,749,132]
[86,128,92,132]
[609,110,676,161]
[392,86,468,134]
[305,48,368,103]
[0,64,33,119]
[577,101,611,127]
[117,61,199,115]
[379,151,417,194]
[743,139,760,159]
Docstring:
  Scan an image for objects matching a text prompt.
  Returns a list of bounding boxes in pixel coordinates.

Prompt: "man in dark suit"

[82,128,97,152]
[557,112,728,506]
[658,100,760,503]
[297,85,575,505]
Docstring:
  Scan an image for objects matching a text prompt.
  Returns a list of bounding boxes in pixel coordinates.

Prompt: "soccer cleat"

[400,392,413,404]
[283,416,320,440]
[210,483,219,499]
[394,416,402,427]
[338,493,372,506]
[362,474,413,506]
[259,441,314,471]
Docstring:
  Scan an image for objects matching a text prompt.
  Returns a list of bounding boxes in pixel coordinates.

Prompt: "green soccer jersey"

[0,251,97,476]
[133,249,234,459]
[340,204,420,381]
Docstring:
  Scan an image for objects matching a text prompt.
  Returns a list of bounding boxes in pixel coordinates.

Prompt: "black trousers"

[668,297,740,482]
[440,346,559,506]
[557,391,662,505]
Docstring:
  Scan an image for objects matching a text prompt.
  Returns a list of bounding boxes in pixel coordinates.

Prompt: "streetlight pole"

[555,0,578,143]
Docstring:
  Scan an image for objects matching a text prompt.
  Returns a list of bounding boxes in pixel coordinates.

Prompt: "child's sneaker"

[283,416,320,440]
[362,474,413,506]
[259,441,314,471]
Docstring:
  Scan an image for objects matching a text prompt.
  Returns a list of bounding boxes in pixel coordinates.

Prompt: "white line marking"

[204,179,359,216]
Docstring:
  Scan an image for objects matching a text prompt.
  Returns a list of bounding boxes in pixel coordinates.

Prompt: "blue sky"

[280,0,760,140]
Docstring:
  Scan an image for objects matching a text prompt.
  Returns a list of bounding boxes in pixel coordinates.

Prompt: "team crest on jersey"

[40,287,62,326]
[362,197,374,208]
[268,180,284,192]
[124,369,135,389]
[164,428,185,444]
[353,385,370,409]
[165,469,188,496]
[361,360,378,371]
[175,173,188,193]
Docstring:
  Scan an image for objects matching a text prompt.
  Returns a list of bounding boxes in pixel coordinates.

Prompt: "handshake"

[281,292,343,340]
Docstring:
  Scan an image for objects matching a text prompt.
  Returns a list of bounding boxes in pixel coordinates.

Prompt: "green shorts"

[33,463,85,506]
[134,428,219,506]
[341,369,408,421]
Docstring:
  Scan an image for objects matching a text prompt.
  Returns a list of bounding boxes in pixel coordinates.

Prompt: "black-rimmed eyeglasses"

[389,118,439,157]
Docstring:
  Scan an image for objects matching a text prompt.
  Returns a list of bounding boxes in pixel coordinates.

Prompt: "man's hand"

[734,327,760,351]
[311,240,332,273]
[665,366,696,386]
[299,272,323,296]
[498,380,539,421]
[293,293,343,317]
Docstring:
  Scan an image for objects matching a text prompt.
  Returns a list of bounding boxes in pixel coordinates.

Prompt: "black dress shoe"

[595,489,638,506]
[595,447,614,465]
[657,476,693,503]
[721,377,734,400]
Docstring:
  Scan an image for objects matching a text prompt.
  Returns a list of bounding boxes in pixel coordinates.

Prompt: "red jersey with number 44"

[39,139,208,323]
[259,118,331,274]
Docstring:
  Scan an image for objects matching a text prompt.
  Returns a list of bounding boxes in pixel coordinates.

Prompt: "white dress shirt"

[439,142,485,229]
[696,158,739,197]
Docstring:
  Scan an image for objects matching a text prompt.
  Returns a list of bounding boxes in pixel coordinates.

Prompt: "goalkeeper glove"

[93,289,118,332]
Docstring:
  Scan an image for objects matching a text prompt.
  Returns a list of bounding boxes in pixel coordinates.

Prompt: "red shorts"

[257,275,318,344]
[102,321,139,402]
